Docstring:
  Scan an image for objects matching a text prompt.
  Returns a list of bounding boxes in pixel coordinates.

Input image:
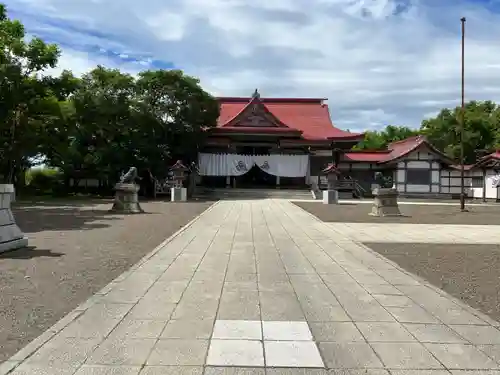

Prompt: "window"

[471,176,483,188]
[406,169,431,185]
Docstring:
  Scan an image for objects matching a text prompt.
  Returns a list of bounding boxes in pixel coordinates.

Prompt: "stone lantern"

[170,160,188,202]
[0,184,28,253]
[322,163,340,205]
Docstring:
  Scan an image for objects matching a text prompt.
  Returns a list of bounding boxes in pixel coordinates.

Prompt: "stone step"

[195,188,315,200]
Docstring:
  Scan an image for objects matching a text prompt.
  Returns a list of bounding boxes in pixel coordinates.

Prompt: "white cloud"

[5,0,500,132]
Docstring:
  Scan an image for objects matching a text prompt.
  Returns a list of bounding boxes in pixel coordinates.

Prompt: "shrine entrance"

[236,164,276,188]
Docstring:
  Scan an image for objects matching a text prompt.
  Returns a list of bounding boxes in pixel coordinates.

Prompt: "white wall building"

[319,135,500,200]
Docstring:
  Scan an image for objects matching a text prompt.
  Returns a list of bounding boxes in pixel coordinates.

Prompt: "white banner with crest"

[198,153,309,177]
[198,153,253,176]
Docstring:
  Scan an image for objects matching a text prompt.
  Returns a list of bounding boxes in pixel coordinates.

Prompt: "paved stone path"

[3,199,500,374]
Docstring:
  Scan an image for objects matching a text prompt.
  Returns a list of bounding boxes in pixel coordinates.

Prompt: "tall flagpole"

[459,17,466,212]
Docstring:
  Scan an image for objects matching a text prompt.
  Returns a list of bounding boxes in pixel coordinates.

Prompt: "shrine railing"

[318,178,366,198]
[154,178,176,195]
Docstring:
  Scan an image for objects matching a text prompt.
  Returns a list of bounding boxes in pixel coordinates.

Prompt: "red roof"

[344,150,391,162]
[477,150,500,162]
[344,135,455,164]
[215,94,364,141]
[470,150,500,169]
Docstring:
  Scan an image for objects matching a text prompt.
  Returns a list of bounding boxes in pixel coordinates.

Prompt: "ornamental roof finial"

[252,88,260,99]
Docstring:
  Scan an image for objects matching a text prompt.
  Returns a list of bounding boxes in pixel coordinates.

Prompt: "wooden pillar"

[333,149,340,167]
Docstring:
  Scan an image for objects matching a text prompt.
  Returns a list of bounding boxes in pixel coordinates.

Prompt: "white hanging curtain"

[198,153,310,178]
[254,154,309,177]
[198,153,254,176]
[228,154,254,176]
[277,154,309,177]
[254,154,280,176]
[199,153,226,176]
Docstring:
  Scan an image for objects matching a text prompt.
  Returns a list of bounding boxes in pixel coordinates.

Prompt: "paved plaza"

[3,199,500,374]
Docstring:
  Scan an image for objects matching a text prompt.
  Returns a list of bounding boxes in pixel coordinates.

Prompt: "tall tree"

[0,4,61,184]
[64,66,136,181]
[133,69,219,175]
[421,100,500,164]
[54,67,220,184]
[37,70,81,170]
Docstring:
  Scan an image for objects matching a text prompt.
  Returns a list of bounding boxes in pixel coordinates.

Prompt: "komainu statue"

[374,171,393,189]
[120,167,139,184]
[110,166,143,214]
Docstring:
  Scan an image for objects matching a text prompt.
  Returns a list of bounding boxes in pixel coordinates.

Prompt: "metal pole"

[460,17,466,212]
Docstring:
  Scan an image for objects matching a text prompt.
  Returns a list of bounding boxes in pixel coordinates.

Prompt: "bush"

[25,168,63,195]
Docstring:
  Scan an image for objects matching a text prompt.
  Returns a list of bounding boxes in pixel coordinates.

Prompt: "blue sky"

[4,0,500,132]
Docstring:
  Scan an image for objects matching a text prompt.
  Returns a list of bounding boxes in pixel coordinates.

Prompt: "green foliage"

[354,125,421,150]
[421,100,500,164]
[355,101,500,165]
[25,168,62,194]
[0,4,219,192]
[133,69,219,171]
[0,3,63,182]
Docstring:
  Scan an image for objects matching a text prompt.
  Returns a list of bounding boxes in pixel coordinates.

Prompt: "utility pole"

[459,17,466,212]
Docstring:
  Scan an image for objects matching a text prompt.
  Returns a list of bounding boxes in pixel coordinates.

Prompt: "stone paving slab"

[3,199,500,374]
[324,223,500,244]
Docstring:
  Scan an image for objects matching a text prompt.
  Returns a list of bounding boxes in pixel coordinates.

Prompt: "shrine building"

[198,89,364,189]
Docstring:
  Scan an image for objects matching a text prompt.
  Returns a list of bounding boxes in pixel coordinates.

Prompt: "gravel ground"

[0,199,213,362]
[294,201,500,225]
[365,242,500,322]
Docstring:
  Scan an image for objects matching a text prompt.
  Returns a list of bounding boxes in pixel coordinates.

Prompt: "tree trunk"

[6,109,20,185]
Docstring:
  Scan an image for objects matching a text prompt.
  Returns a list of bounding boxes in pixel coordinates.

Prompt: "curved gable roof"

[344,135,456,164]
[216,95,364,141]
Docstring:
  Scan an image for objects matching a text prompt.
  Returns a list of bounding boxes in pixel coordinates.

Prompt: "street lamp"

[459,17,466,212]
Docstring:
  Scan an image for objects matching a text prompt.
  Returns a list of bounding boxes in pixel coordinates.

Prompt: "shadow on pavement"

[0,246,64,260]
[13,207,122,233]
[14,198,112,208]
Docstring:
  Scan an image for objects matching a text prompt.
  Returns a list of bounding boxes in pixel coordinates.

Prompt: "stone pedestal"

[0,184,28,253]
[171,187,187,202]
[370,187,401,217]
[110,183,143,214]
[323,190,339,205]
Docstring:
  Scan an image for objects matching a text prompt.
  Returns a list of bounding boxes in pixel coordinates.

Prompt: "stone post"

[322,164,339,205]
[0,184,28,253]
[370,187,402,216]
[170,160,188,202]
